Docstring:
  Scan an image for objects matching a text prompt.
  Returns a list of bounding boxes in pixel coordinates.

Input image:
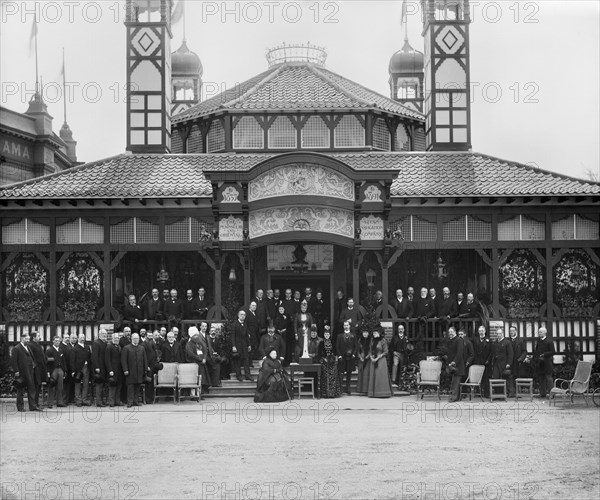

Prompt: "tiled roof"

[172,62,423,124]
[1,152,599,199]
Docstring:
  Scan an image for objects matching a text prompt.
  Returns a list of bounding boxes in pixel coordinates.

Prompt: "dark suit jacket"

[414,297,435,319]
[195,296,211,319]
[282,298,296,318]
[266,298,281,322]
[462,337,474,367]
[258,333,286,358]
[60,342,73,372]
[438,297,457,319]
[142,338,158,368]
[336,334,358,359]
[164,298,184,320]
[392,298,413,319]
[459,300,479,318]
[11,343,35,383]
[232,320,250,351]
[146,298,164,320]
[254,299,268,331]
[92,339,108,379]
[161,341,181,363]
[446,336,465,376]
[46,345,66,372]
[533,337,555,375]
[245,310,260,341]
[183,297,200,320]
[28,340,47,383]
[473,337,492,366]
[123,303,145,322]
[105,343,123,382]
[510,336,527,374]
[121,343,148,384]
[70,343,91,373]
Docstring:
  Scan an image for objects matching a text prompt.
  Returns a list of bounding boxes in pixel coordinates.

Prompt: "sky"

[1,0,599,182]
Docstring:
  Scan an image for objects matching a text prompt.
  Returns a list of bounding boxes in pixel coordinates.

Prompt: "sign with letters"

[360,215,384,240]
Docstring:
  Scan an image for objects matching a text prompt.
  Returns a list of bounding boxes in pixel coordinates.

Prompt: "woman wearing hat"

[356,329,371,396]
[254,347,292,403]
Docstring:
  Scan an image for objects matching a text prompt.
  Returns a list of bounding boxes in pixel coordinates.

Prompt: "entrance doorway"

[270,274,332,322]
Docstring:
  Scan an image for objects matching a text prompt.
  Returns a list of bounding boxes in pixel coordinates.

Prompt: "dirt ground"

[1,396,599,500]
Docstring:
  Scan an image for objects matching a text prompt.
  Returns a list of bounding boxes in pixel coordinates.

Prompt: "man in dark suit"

[232,310,252,382]
[11,332,39,411]
[438,287,458,332]
[414,288,435,322]
[161,331,181,362]
[46,335,66,408]
[164,288,184,331]
[60,333,75,405]
[282,288,296,318]
[183,289,199,320]
[195,287,211,320]
[254,290,268,337]
[91,328,108,407]
[141,330,158,403]
[303,287,316,314]
[392,288,413,320]
[28,331,47,408]
[245,301,260,358]
[123,294,146,332]
[121,332,149,407]
[145,288,164,322]
[105,333,123,407]
[338,298,362,336]
[336,321,357,395]
[459,293,479,318]
[70,333,92,406]
[446,327,465,402]
[491,328,513,379]
[473,325,492,397]
[258,326,286,360]
[265,289,279,324]
[458,329,474,375]
[508,325,528,397]
[456,292,465,316]
[533,327,555,398]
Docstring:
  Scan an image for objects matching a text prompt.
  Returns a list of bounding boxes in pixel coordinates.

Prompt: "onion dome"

[171,40,203,76]
[389,39,424,74]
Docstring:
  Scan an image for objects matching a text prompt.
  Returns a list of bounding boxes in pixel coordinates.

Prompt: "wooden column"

[491,247,499,317]
[48,250,57,338]
[545,213,554,320]
[382,264,389,319]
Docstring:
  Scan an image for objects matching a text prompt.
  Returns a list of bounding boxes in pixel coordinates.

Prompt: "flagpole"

[62,47,67,125]
[35,21,39,95]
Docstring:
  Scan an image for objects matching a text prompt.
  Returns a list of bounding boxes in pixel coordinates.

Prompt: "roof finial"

[401,0,409,43]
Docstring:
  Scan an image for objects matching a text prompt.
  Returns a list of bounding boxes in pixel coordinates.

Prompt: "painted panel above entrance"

[249,205,354,240]
[248,164,354,202]
[267,244,334,271]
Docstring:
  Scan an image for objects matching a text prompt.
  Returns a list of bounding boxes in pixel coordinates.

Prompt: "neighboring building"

[0,95,79,186]
[0,0,598,358]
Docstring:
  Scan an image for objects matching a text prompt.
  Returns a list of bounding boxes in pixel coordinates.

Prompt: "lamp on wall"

[366,268,376,288]
[435,252,447,280]
[228,267,237,282]
[156,255,169,285]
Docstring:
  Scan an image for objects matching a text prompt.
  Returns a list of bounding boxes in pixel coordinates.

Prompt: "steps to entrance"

[203,360,407,398]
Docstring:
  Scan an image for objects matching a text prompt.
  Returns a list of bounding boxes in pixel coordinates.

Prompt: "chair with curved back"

[459,364,485,401]
[416,360,442,400]
[550,360,593,406]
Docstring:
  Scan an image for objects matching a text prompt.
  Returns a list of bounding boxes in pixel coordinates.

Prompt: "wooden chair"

[154,362,178,403]
[550,360,593,406]
[297,377,315,399]
[460,364,485,401]
[416,360,442,400]
[177,363,202,403]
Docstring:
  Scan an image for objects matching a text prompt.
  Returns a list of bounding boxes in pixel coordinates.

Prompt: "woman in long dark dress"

[274,305,292,366]
[367,328,393,398]
[317,327,341,398]
[356,329,371,395]
[254,347,292,403]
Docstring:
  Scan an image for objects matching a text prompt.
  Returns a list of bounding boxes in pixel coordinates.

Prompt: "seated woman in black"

[254,347,292,403]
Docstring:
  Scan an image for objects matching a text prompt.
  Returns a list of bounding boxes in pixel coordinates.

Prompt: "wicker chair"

[550,361,593,406]
[460,364,485,401]
[416,360,442,400]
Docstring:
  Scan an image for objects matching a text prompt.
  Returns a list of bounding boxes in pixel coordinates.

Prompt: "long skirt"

[357,358,371,395]
[367,357,393,398]
[320,357,342,398]
[254,372,292,403]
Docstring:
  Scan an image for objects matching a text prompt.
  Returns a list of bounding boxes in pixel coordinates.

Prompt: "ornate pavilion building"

[1,0,598,357]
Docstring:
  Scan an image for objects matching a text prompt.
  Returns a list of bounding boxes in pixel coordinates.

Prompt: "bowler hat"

[152,362,164,373]
[108,376,117,387]
[73,371,83,383]
[47,376,58,388]
[92,373,104,383]
[13,376,25,390]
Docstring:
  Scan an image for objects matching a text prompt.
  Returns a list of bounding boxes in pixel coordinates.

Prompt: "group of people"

[10,322,230,412]
[387,322,556,401]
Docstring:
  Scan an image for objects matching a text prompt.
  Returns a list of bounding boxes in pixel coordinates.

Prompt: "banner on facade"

[267,244,334,271]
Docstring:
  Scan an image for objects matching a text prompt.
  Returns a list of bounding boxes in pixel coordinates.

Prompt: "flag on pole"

[171,0,185,24]
[29,19,38,57]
